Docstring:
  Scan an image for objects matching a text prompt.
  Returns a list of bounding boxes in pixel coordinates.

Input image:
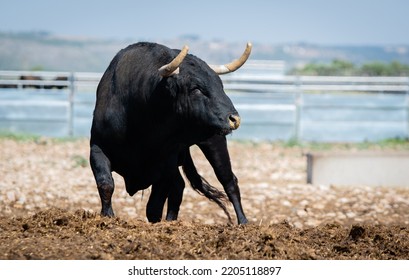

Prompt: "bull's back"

[90,42,178,181]
[92,42,169,134]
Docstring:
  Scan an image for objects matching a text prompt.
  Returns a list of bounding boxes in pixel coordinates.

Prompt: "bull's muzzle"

[228,114,241,130]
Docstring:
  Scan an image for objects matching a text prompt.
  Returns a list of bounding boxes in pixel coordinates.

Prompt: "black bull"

[90,42,251,224]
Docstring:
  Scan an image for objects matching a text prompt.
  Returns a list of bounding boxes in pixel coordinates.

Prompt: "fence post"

[68,72,75,137]
[294,75,302,142]
[406,77,409,139]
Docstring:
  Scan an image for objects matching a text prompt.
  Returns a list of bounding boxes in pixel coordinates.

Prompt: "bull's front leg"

[199,134,248,225]
[90,144,115,217]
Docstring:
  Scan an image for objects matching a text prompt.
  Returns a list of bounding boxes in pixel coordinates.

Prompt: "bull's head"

[157,43,252,136]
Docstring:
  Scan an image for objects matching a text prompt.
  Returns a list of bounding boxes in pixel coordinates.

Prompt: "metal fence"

[0,71,100,137]
[1,70,409,142]
[222,75,409,142]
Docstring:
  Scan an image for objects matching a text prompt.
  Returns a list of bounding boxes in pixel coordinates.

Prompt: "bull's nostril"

[228,114,241,130]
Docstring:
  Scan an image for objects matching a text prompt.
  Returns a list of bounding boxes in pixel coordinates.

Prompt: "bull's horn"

[159,45,189,77]
[210,42,252,75]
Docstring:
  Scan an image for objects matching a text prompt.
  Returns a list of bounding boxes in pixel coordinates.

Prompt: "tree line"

[288,60,409,76]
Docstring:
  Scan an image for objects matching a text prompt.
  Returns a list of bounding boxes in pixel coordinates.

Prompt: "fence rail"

[1,71,409,92]
[0,71,102,89]
[0,70,408,142]
[223,75,409,93]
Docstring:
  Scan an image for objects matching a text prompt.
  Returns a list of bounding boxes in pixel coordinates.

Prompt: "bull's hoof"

[147,215,162,223]
[238,217,248,225]
[165,211,178,221]
[101,207,115,217]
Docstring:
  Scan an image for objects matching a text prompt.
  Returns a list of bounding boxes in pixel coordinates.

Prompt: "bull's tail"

[182,150,233,224]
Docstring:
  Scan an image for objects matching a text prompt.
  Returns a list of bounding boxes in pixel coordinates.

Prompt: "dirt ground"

[0,137,409,259]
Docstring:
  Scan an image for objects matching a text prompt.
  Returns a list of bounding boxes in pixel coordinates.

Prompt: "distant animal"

[90,42,252,224]
[0,83,17,89]
[44,76,69,89]
[55,76,68,89]
[0,75,68,90]
[20,75,42,89]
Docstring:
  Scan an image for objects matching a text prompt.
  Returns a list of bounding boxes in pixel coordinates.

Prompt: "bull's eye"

[192,88,208,98]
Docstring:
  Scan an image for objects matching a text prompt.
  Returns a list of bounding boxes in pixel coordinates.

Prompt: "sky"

[1,0,408,45]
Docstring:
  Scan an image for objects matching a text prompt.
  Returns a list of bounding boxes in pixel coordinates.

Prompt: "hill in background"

[1,31,409,73]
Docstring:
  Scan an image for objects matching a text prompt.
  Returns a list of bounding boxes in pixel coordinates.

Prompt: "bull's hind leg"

[165,169,185,221]
[199,134,248,224]
[146,181,169,223]
[147,164,184,223]
[90,144,115,217]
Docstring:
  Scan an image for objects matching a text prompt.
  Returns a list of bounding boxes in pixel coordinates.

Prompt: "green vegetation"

[2,131,408,151]
[29,65,45,71]
[0,131,86,143]
[289,59,409,76]
[0,131,42,142]
[71,155,88,168]
[233,137,409,151]
[286,137,409,151]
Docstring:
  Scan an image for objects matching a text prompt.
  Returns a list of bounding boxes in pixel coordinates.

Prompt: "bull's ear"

[159,46,189,77]
[209,42,252,75]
